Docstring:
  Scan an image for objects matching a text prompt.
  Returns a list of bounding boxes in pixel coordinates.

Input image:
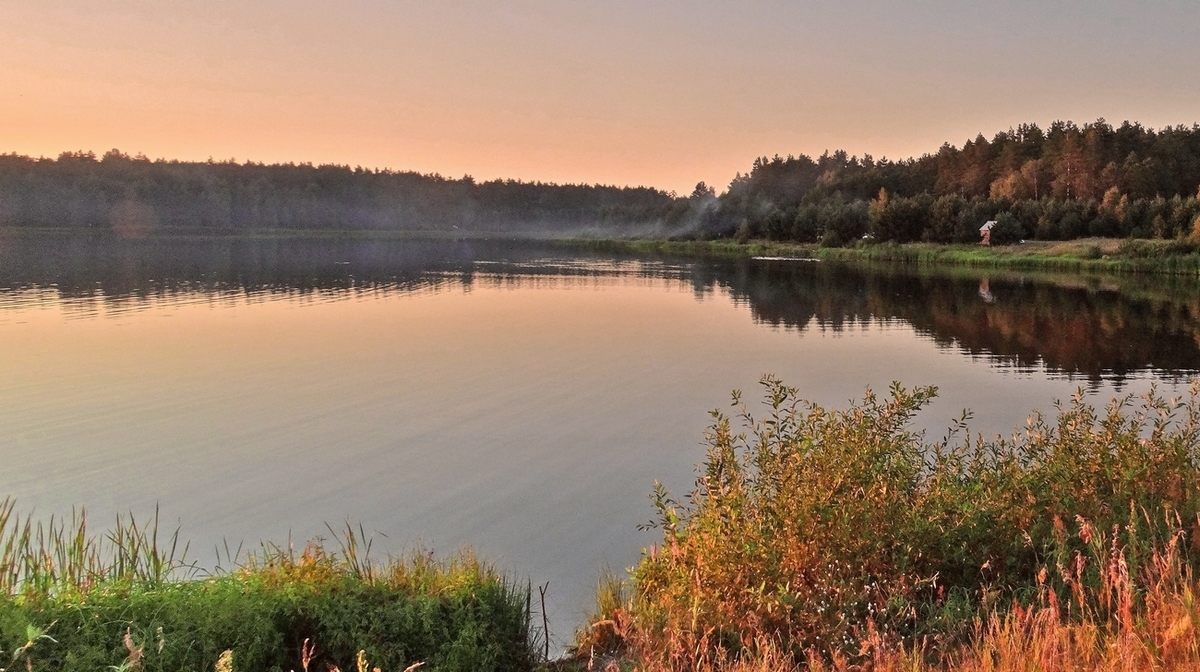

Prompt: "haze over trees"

[2,118,1199,243]
[0,150,684,233]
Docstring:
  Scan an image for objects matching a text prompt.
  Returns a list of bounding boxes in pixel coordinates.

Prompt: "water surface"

[2,232,1198,643]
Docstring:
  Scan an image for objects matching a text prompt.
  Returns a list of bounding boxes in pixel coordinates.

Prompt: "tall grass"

[814,526,1200,671]
[579,377,1200,670]
[0,500,193,598]
[0,504,537,671]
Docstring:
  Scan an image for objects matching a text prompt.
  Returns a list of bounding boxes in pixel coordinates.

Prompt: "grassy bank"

[566,237,1200,275]
[574,377,1200,671]
[0,503,537,672]
[14,376,1200,671]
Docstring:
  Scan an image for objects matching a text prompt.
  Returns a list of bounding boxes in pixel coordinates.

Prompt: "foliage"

[585,377,1200,669]
[988,213,1024,245]
[0,505,536,672]
[707,119,1200,244]
[577,532,1200,672]
[5,119,1200,244]
[0,502,192,598]
[0,150,682,233]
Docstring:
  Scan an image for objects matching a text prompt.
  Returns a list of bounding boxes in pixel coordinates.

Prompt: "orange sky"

[2,1,1197,194]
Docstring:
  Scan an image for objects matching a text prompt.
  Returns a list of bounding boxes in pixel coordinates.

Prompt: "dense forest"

[711,119,1200,245]
[0,150,686,233]
[3,118,1200,242]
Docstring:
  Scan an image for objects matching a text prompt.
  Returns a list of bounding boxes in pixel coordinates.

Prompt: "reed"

[0,499,193,598]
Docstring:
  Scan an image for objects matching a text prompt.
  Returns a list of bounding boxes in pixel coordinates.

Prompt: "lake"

[1,231,1198,646]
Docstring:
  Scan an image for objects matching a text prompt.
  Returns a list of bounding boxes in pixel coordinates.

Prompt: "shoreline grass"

[8,224,1200,276]
[0,502,538,672]
[560,237,1200,276]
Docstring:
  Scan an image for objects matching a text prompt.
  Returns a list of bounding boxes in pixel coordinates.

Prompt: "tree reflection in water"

[1,232,1197,383]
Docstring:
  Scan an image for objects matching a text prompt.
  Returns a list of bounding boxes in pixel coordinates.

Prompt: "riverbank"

[0,505,538,672]
[9,225,1200,276]
[565,237,1200,275]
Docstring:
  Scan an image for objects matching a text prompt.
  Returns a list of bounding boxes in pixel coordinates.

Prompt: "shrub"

[600,377,1200,669]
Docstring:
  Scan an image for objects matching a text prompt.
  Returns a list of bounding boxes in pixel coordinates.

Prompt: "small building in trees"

[980,220,996,245]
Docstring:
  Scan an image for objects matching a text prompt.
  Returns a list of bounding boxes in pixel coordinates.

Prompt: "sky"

[1,0,1197,194]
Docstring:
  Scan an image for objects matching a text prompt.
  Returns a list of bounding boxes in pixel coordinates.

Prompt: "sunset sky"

[1,0,1197,194]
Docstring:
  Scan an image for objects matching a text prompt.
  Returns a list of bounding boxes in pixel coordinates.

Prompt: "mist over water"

[1,232,1198,645]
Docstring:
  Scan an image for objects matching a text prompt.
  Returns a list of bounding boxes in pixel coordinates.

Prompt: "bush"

[605,377,1200,668]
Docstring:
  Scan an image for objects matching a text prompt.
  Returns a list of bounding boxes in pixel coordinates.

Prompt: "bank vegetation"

[575,377,1200,671]
[0,505,537,671]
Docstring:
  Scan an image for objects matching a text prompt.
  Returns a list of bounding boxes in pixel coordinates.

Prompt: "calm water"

[2,232,1199,644]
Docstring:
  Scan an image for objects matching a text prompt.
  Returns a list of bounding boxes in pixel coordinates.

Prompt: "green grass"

[816,239,1200,274]
[563,237,1200,275]
[0,503,537,672]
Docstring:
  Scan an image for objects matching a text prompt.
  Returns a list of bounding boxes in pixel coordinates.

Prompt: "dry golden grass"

[824,535,1200,672]
[575,378,1200,672]
[593,535,1200,671]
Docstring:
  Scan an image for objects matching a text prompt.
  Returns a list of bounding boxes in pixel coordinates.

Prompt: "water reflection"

[702,260,1200,383]
[0,235,690,315]
[3,232,1196,382]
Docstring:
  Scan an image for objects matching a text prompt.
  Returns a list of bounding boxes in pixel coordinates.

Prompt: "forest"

[0,150,684,233]
[711,118,1200,245]
[2,119,1200,243]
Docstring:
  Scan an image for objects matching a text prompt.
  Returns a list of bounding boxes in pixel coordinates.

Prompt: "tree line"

[709,119,1200,245]
[0,150,685,233]
[3,119,1200,242]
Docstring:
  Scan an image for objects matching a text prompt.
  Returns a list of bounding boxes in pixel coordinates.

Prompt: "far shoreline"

[7,224,1200,276]
[562,236,1200,276]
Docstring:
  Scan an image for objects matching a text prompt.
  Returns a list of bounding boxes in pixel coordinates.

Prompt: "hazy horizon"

[2,1,1197,194]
